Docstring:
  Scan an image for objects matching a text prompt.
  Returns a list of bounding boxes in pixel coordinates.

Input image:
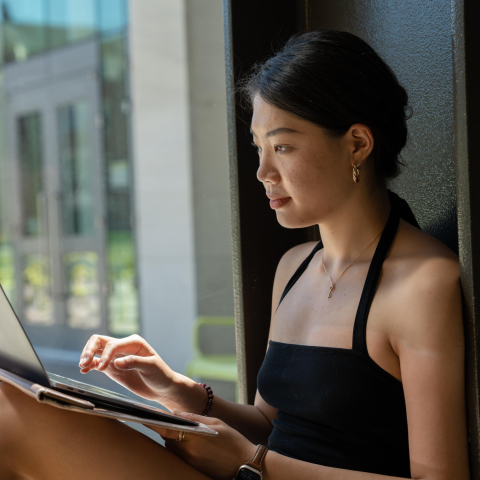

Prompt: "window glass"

[64,251,100,329]
[100,33,137,335]
[18,113,44,237]
[58,102,94,236]
[2,0,48,62]
[0,2,132,349]
[48,0,96,49]
[0,1,235,443]
[23,253,53,325]
[98,0,127,34]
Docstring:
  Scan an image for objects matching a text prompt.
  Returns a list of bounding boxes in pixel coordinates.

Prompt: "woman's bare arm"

[170,378,274,445]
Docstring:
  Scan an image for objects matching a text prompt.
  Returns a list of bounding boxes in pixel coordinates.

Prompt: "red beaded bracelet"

[198,383,214,416]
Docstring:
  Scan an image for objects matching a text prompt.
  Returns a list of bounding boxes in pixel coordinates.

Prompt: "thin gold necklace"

[321,230,383,299]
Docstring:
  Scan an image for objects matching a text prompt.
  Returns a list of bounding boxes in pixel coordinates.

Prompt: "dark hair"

[237,29,410,187]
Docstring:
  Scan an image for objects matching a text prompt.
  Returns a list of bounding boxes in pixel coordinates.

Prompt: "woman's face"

[250,94,371,229]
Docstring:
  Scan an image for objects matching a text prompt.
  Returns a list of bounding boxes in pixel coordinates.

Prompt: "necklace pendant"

[328,284,335,299]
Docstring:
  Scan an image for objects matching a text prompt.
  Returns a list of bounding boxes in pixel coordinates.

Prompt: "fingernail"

[98,361,104,369]
[79,357,86,366]
[172,408,187,416]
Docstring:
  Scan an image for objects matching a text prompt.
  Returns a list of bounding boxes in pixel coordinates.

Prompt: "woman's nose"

[256,155,280,185]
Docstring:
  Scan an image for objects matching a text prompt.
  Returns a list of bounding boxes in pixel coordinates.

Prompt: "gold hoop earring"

[352,162,360,183]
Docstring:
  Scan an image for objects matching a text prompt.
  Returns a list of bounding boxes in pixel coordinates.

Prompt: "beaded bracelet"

[198,383,214,416]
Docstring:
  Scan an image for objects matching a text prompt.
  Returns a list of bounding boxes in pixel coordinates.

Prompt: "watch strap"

[246,444,268,472]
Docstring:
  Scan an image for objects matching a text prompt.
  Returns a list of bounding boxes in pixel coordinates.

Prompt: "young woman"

[0,29,470,480]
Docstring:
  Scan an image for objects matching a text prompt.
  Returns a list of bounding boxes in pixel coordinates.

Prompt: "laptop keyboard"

[46,372,200,426]
[47,372,135,401]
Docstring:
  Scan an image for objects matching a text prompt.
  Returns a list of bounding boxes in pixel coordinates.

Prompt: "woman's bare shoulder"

[271,240,320,311]
[275,240,320,284]
[388,219,462,353]
[394,218,460,277]
[276,240,320,280]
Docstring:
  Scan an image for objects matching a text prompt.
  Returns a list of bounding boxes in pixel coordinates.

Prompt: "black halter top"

[257,197,412,478]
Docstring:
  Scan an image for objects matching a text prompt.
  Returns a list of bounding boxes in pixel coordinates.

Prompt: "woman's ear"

[348,124,374,168]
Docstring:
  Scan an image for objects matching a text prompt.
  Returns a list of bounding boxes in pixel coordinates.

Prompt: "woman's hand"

[78,334,179,406]
[144,410,257,480]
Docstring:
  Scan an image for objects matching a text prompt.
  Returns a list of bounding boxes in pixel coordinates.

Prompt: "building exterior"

[0,0,235,411]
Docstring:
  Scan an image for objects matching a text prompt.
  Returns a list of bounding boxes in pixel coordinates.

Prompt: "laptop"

[0,284,217,436]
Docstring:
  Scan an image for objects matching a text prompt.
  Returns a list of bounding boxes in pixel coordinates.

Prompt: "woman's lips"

[269,197,291,209]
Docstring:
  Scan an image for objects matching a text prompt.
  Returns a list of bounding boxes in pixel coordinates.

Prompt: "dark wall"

[308,0,457,252]
[223,0,315,406]
[452,1,480,478]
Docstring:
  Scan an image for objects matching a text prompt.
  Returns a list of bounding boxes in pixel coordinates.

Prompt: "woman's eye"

[251,141,262,153]
[250,142,288,154]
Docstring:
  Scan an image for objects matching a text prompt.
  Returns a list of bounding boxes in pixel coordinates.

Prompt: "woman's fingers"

[79,334,152,371]
[79,334,115,367]
[79,353,132,374]
[113,355,160,375]
[96,335,150,372]
[79,356,101,373]
[142,424,187,441]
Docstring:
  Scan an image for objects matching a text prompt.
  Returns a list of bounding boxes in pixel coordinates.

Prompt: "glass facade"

[64,251,100,329]
[48,0,96,49]
[58,101,95,237]
[18,113,44,237]
[0,0,137,342]
[100,32,137,335]
[1,0,127,63]
[23,253,53,325]
[0,0,235,409]
[2,0,48,63]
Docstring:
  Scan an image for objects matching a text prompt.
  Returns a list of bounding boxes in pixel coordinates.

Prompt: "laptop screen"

[0,284,50,387]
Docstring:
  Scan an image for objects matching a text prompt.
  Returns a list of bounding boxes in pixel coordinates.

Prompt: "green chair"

[185,316,238,402]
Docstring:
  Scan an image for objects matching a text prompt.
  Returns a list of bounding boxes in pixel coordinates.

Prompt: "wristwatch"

[233,444,269,479]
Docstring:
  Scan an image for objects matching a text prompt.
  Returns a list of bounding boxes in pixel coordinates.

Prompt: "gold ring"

[176,430,186,442]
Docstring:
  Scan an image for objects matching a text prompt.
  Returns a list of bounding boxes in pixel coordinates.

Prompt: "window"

[0,1,235,435]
